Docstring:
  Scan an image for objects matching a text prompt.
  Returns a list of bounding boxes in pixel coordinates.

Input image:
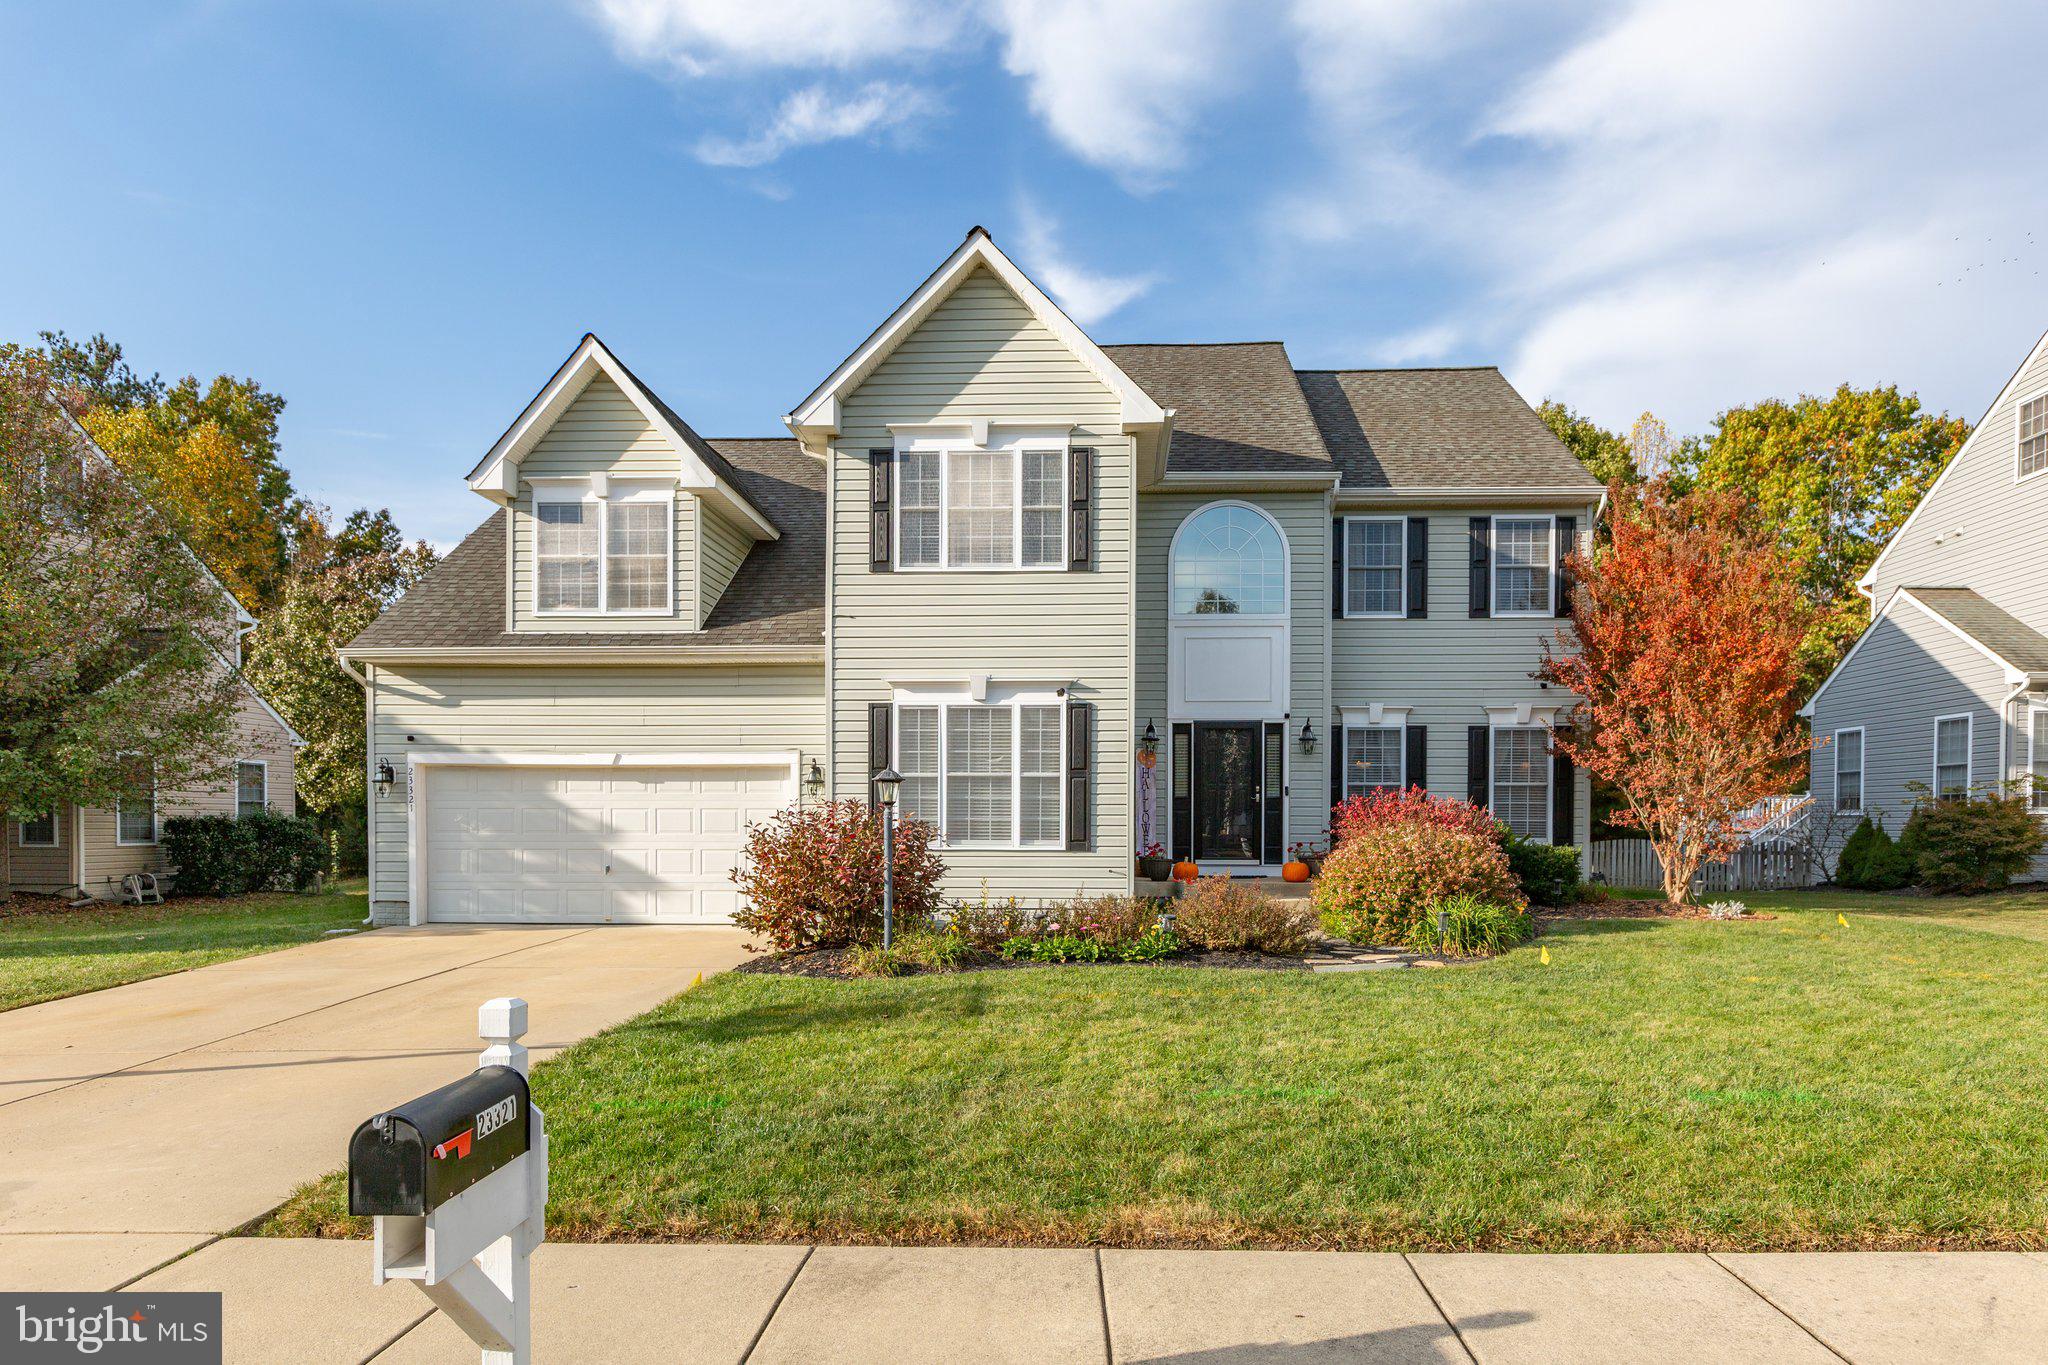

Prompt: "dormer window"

[533,481,673,616]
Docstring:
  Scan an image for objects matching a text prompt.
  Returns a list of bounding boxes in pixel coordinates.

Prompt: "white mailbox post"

[355,998,548,1365]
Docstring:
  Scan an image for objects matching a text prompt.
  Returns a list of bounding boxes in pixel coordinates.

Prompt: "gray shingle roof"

[1295,367,1602,490]
[345,439,822,652]
[1103,343,1332,474]
[1906,588,2048,673]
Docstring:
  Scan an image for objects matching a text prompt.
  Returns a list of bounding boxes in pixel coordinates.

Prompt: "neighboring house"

[3,423,303,901]
[342,228,1601,927]
[1803,326,2048,872]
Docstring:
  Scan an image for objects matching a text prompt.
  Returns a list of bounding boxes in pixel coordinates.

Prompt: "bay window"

[534,483,673,615]
[894,437,1067,570]
[894,697,1065,847]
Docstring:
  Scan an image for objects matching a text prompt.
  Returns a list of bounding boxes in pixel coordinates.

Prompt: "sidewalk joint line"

[1094,1248,1113,1364]
[741,1243,814,1362]
[108,1235,221,1292]
[1707,1252,1851,1363]
[359,1306,439,1363]
[1401,1254,1478,1364]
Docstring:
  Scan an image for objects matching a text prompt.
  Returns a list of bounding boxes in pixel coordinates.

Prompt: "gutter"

[339,644,826,667]
[1335,485,1606,506]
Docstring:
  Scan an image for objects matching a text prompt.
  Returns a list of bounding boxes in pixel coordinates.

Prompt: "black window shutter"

[867,703,892,809]
[1330,720,1346,814]
[1406,517,1428,619]
[1262,722,1285,864]
[1068,448,1093,569]
[1066,700,1092,849]
[1332,518,1345,618]
[1552,745,1576,844]
[1170,724,1193,861]
[1405,724,1428,793]
[1555,515,1577,618]
[1467,725,1490,807]
[868,449,892,571]
[1468,517,1490,617]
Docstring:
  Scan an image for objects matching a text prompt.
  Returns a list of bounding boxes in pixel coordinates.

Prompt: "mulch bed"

[1538,899,1776,922]
[733,946,1310,980]
[0,892,87,920]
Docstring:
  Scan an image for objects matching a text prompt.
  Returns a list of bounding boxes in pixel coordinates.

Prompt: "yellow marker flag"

[1836,914,1850,928]
[1539,945,1552,965]
[690,971,703,989]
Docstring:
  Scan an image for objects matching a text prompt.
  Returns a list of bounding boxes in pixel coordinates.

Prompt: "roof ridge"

[1296,365,1501,375]
[1105,340,1289,349]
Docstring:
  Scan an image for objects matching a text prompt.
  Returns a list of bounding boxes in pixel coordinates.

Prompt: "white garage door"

[423,765,790,924]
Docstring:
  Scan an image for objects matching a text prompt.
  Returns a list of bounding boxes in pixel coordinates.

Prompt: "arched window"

[1170,503,1286,616]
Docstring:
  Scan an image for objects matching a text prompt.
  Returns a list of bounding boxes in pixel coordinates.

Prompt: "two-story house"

[341,229,1600,926]
[1803,327,2048,872]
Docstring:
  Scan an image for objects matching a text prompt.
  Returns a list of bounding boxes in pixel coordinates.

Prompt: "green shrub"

[1116,927,1183,961]
[1898,793,2047,894]
[944,891,1035,951]
[1504,836,1582,906]
[848,928,975,977]
[1314,820,1525,946]
[240,810,326,890]
[1836,816,1911,890]
[1400,893,1534,958]
[1046,894,1158,949]
[1002,934,1105,963]
[1173,876,1317,954]
[162,812,326,896]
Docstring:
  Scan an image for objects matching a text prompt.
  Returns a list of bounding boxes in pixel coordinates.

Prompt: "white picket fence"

[1584,839,1814,893]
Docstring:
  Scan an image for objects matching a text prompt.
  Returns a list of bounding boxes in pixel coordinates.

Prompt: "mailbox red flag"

[433,1129,474,1161]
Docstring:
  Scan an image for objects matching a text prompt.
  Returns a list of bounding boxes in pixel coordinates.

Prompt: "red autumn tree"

[1538,478,1811,905]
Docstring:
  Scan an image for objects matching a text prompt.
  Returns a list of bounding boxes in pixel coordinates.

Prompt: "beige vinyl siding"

[365,663,828,921]
[829,266,1135,901]
[1135,491,1332,853]
[509,373,696,632]
[6,802,75,893]
[1329,506,1596,847]
[698,503,752,624]
[1869,335,2048,628]
[75,684,299,899]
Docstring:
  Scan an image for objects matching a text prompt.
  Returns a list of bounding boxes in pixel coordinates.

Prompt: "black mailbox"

[349,1065,531,1216]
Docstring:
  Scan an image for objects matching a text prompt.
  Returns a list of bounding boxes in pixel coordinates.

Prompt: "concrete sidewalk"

[10,1237,2042,1364]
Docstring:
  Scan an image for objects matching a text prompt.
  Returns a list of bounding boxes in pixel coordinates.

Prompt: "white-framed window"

[1491,515,1554,617]
[18,810,58,848]
[1490,725,1552,842]
[532,482,674,615]
[1933,713,1972,797]
[1343,517,1405,618]
[1170,502,1287,616]
[893,693,1065,848]
[1832,728,1863,812]
[236,761,268,819]
[893,434,1067,571]
[1343,724,1405,796]
[2030,708,2048,813]
[116,756,156,846]
[2018,391,2048,481]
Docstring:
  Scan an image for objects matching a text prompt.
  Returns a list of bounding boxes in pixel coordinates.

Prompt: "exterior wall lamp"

[1139,719,1159,759]
[1298,718,1317,753]
[374,759,396,798]
[806,758,825,795]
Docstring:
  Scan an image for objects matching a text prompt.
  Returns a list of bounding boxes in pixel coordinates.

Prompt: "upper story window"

[1344,517,1405,617]
[1833,728,1863,812]
[116,756,156,846]
[894,436,1067,571]
[1172,503,1286,616]
[236,761,267,819]
[1492,516,1554,616]
[2018,393,2048,480]
[534,483,673,615]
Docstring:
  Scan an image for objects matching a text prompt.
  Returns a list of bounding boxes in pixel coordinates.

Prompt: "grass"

[263,886,2048,1252]
[0,878,370,1011]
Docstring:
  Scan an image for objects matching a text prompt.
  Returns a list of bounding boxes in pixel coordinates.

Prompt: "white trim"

[530,480,678,618]
[403,749,800,927]
[1800,586,2037,717]
[787,230,1166,439]
[2026,704,2048,812]
[889,692,1067,851]
[890,433,1071,572]
[17,809,59,849]
[1156,471,1341,491]
[1831,727,1865,813]
[235,759,269,819]
[341,645,824,666]
[2016,386,2048,483]
[1487,721,1554,845]
[1341,703,1412,728]
[1340,719,1406,798]
[1489,513,1556,618]
[1932,712,1973,796]
[1167,500,1291,622]
[1336,485,1601,506]
[1483,702,1562,728]
[1863,327,2048,591]
[1340,515,1407,618]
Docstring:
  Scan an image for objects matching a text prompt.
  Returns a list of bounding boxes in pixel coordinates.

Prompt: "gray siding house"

[1803,328,2048,869]
[342,229,1600,926]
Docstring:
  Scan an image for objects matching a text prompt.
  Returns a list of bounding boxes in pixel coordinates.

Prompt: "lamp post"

[874,767,902,952]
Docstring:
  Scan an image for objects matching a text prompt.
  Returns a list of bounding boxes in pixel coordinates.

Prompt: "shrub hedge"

[1314,819,1525,946]
[1898,793,2046,894]
[161,812,325,896]
[1836,816,1912,890]
[1504,836,1582,906]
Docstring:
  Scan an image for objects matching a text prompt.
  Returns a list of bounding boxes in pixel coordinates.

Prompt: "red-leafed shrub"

[1330,787,1503,848]
[1313,819,1524,946]
[1173,876,1318,954]
[730,800,945,951]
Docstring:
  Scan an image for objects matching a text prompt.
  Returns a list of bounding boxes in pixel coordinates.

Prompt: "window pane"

[1020,705,1062,844]
[898,451,941,567]
[1346,520,1403,615]
[1492,727,1550,841]
[896,707,940,825]
[1935,717,1970,795]
[2021,396,2048,478]
[237,762,266,819]
[118,762,155,844]
[1021,451,1064,566]
[605,502,669,610]
[536,502,599,611]
[1345,727,1403,795]
[946,707,1013,842]
[1171,505,1285,615]
[2033,712,2048,811]
[20,810,56,846]
[1493,518,1552,614]
[947,450,1014,567]
[1835,731,1862,811]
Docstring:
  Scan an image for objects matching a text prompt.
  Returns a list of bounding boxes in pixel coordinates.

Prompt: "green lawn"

[0,879,371,1011]
[265,887,2048,1252]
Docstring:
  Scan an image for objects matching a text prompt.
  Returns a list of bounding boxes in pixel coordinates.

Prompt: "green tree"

[1538,400,1635,485]
[37,330,164,411]
[1679,385,1969,695]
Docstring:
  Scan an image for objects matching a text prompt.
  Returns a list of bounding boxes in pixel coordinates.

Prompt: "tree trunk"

[0,830,11,904]
[1654,831,1704,906]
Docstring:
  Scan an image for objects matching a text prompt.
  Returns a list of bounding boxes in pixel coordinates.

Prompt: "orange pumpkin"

[1171,860,1200,883]
[1281,859,1312,883]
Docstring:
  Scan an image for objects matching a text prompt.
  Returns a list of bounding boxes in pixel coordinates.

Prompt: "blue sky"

[5,0,2045,548]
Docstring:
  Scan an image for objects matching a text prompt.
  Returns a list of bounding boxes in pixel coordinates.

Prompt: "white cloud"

[582,0,962,75]
[693,82,937,167]
[1015,200,1158,326]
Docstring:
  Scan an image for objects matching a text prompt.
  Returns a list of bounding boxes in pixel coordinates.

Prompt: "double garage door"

[423,764,790,924]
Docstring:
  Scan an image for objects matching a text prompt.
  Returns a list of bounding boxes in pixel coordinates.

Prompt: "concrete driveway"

[0,923,752,1284]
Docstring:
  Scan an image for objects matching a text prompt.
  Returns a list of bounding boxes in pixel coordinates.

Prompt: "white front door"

[422,764,789,924]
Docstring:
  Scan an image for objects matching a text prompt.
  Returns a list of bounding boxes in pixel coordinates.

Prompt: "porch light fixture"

[374,759,395,798]
[806,758,825,794]
[1139,720,1159,759]
[1298,718,1317,753]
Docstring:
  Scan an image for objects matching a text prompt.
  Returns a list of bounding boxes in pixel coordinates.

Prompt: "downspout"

[336,651,377,924]
[1997,676,2029,796]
